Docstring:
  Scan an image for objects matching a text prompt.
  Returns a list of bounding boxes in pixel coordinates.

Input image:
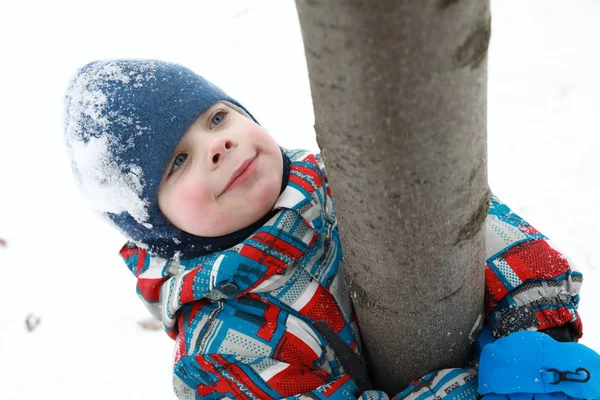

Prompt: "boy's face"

[157,102,283,237]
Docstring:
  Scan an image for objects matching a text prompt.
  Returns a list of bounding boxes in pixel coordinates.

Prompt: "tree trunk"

[295,0,490,394]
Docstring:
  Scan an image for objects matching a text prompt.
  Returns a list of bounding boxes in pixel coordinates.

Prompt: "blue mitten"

[478,331,600,399]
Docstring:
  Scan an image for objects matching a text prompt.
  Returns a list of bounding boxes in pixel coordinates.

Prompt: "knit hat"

[64,59,287,258]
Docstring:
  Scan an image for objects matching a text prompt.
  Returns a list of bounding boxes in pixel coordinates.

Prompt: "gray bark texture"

[295,0,491,394]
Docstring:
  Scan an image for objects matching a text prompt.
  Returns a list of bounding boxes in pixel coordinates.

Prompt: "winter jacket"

[120,149,583,400]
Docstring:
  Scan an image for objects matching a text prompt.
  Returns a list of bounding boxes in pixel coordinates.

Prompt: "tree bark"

[295,0,490,394]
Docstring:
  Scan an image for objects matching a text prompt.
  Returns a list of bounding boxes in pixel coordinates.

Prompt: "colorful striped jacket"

[120,149,583,399]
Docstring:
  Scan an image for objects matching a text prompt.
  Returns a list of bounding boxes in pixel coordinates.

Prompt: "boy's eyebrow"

[208,101,227,113]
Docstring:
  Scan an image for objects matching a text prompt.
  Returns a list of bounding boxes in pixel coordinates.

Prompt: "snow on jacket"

[120,149,583,400]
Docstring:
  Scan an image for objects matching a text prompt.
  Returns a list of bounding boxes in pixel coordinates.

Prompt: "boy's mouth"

[221,155,258,195]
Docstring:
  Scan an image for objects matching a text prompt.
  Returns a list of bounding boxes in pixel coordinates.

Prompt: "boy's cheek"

[166,184,216,234]
[246,124,275,145]
[177,183,213,211]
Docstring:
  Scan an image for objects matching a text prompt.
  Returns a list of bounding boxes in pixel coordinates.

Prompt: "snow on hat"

[64,59,256,258]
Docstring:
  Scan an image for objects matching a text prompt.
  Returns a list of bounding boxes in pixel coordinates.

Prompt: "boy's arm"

[475,195,600,399]
[357,195,590,400]
[172,349,373,400]
[294,195,583,400]
[173,351,395,400]
[483,194,583,340]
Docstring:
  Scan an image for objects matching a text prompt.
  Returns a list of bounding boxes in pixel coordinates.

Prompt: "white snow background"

[0,0,598,398]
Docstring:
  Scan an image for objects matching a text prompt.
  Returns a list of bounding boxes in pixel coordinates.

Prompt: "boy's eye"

[168,153,187,176]
[210,111,227,129]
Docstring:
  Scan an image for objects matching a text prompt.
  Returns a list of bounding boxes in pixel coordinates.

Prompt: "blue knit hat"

[64,59,279,258]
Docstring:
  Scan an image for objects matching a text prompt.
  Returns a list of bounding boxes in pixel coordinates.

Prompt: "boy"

[65,60,599,400]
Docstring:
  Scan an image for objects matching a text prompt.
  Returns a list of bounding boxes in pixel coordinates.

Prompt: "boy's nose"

[208,137,235,166]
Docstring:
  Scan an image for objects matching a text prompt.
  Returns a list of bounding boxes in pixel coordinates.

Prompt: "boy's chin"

[172,181,281,238]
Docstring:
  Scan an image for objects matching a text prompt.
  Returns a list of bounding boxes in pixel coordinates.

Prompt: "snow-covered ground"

[0,0,598,398]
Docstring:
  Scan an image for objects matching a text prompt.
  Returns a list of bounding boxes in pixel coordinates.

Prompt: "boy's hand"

[478,331,600,399]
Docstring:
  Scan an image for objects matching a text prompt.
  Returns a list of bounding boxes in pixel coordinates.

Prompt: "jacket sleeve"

[173,355,392,400]
[172,350,367,400]
[483,194,583,339]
